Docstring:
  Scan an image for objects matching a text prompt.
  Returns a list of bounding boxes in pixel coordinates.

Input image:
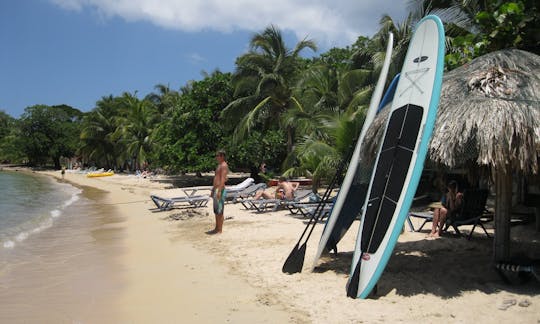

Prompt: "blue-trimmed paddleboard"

[346,15,445,299]
[312,33,394,269]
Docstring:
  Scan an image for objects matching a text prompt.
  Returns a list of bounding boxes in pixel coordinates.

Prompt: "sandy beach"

[2,169,539,323]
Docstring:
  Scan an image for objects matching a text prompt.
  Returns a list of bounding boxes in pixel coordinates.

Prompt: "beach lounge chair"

[227,182,267,203]
[150,192,210,211]
[244,189,314,212]
[226,177,255,192]
[443,188,491,239]
[407,211,433,232]
[289,201,334,219]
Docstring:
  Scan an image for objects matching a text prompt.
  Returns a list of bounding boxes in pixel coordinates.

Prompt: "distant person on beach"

[253,176,299,200]
[61,166,65,179]
[208,150,228,234]
[429,180,463,237]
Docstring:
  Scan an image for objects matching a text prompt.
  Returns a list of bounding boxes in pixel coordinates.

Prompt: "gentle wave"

[1,175,82,249]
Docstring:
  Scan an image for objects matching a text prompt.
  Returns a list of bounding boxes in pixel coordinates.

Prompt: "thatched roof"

[363,49,540,175]
[430,49,540,175]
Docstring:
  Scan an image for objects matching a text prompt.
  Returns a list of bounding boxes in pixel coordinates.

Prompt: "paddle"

[282,158,347,274]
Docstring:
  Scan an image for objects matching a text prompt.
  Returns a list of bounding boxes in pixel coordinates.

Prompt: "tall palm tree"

[79,95,121,169]
[145,83,181,117]
[221,25,317,153]
[371,13,416,78]
[282,63,374,181]
[407,0,488,35]
[115,93,158,171]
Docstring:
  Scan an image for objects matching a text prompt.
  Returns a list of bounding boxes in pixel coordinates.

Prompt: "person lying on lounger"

[253,176,299,201]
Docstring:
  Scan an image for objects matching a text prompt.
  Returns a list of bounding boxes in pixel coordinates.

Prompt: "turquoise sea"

[0,170,82,249]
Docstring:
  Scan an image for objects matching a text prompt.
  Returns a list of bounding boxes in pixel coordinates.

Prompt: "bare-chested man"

[208,150,228,234]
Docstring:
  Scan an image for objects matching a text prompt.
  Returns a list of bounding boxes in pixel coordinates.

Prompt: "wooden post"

[493,166,512,262]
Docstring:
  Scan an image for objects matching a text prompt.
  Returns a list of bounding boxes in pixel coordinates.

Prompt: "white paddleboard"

[347,15,445,299]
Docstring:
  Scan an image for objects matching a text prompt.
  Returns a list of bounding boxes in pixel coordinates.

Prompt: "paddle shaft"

[282,147,354,274]
[293,153,350,247]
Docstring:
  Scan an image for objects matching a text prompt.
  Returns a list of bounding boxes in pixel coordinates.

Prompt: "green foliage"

[0,111,25,163]
[18,105,83,168]
[79,95,125,169]
[222,25,317,153]
[152,71,234,173]
[444,0,539,69]
[225,129,287,173]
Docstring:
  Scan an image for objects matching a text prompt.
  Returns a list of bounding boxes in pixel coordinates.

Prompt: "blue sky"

[1,0,408,118]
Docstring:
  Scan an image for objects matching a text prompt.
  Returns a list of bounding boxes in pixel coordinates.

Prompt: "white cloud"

[186,52,206,64]
[49,0,408,49]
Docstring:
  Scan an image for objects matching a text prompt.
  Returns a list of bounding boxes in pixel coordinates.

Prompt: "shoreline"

[1,167,539,323]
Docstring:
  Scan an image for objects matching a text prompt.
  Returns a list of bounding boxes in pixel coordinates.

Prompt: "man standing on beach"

[209,150,228,234]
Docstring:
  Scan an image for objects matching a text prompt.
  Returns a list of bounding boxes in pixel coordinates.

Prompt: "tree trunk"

[493,165,512,262]
[286,126,294,154]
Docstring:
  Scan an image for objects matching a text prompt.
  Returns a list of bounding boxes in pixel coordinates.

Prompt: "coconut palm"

[79,95,121,169]
[115,93,158,171]
[221,25,317,153]
[407,0,500,38]
[371,13,416,78]
[282,63,375,182]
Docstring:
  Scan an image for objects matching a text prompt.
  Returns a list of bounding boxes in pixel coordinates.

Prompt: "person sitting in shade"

[253,176,299,201]
[429,180,463,238]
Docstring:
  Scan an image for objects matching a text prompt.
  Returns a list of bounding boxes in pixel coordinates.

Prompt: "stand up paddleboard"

[347,15,445,299]
[312,34,394,268]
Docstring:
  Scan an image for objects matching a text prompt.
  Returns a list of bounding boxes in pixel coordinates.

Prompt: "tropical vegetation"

[0,0,537,184]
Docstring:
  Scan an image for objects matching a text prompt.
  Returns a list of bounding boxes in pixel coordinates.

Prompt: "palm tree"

[371,13,416,78]
[407,0,487,35]
[79,95,121,169]
[145,83,181,116]
[221,25,317,153]
[282,63,374,181]
[115,93,158,171]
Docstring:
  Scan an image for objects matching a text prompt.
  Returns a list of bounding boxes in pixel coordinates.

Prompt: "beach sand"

[2,169,539,323]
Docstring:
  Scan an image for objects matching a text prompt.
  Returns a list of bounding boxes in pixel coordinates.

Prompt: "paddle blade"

[282,242,307,274]
[346,259,361,298]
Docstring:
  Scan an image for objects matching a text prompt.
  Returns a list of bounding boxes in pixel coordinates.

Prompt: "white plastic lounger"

[226,177,255,192]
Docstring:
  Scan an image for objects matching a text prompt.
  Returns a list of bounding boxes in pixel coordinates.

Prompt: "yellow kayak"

[86,171,115,178]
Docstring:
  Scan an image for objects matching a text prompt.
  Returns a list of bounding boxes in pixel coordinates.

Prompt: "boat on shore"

[86,171,114,178]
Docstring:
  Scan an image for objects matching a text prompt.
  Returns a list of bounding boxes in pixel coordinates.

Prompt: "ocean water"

[0,170,82,249]
[0,171,126,322]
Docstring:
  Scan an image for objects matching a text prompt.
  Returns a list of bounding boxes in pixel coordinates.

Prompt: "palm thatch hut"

[431,49,540,261]
[364,49,540,261]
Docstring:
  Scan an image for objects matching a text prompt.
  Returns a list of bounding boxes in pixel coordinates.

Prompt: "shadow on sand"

[313,232,540,299]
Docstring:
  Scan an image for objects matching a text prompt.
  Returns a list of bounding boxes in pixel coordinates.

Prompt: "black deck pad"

[361,104,423,253]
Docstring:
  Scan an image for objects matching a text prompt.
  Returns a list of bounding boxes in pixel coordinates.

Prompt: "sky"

[0,0,409,118]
